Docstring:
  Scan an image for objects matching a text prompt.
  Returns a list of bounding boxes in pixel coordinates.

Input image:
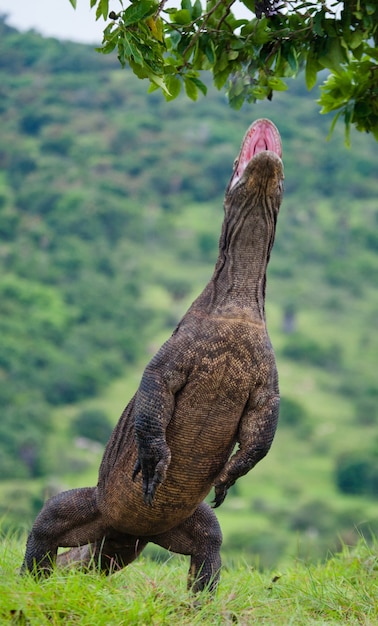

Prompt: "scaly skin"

[22,118,284,593]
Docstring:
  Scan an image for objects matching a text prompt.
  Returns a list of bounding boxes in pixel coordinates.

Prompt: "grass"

[1,535,377,625]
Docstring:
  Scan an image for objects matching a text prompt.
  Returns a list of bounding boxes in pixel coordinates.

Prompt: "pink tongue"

[231,118,282,188]
[254,137,269,152]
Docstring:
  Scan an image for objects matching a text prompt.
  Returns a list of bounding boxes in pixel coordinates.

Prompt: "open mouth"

[229,119,282,189]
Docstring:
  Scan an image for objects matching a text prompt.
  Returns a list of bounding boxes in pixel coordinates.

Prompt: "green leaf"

[90,0,97,7]
[170,9,192,25]
[214,49,231,73]
[122,32,144,66]
[251,17,270,45]
[325,110,341,140]
[240,0,255,12]
[147,82,160,94]
[287,46,298,73]
[184,76,198,100]
[349,29,364,50]
[149,73,171,95]
[164,75,182,100]
[168,30,181,49]
[268,76,288,92]
[213,66,231,90]
[181,0,192,13]
[129,58,149,79]
[371,126,378,141]
[227,50,239,61]
[352,43,364,60]
[313,9,325,36]
[97,35,118,54]
[305,51,319,90]
[230,75,245,98]
[187,74,207,96]
[191,40,202,68]
[230,38,247,51]
[68,0,77,8]
[204,38,216,65]
[95,0,109,21]
[123,0,157,27]
[192,0,202,20]
[344,121,351,147]
[251,84,270,100]
[318,37,348,74]
[229,91,246,110]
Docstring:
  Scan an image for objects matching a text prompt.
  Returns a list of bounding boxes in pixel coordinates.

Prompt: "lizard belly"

[100,352,251,535]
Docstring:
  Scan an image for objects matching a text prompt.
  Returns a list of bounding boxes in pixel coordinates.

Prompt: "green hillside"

[0,16,377,568]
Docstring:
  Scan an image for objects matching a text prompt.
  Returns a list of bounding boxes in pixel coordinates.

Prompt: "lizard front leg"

[132,335,192,505]
[132,372,174,506]
[213,383,279,508]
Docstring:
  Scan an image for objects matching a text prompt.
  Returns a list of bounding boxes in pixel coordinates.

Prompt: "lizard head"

[226,118,284,210]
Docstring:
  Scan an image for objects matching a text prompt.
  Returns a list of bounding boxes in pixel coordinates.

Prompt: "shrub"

[282,333,342,371]
[335,450,378,496]
[289,500,335,533]
[354,396,378,426]
[279,396,307,428]
[72,408,113,445]
[223,529,287,570]
[0,401,52,479]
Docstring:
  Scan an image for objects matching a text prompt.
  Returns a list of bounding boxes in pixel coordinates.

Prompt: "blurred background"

[0,4,377,570]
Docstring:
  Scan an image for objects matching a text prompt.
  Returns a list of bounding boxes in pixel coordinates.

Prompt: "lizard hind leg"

[21,486,105,576]
[57,535,148,575]
[151,502,222,593]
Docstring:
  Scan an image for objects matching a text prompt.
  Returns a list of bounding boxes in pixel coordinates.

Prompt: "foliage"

[0,534,377,624]
[71,409,113,444]
[0,18,149,478]
[336,449,378,496]
[282,333,342,371]
[0,402,51,480]
[278,395,308,428]
[76,0,378,139]
[354,394,378,427]
[0,488,45,534]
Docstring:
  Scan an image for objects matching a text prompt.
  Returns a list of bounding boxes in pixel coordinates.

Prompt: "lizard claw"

[132,459,141,481]
[143,453,171,506]
[134,442,171,506]
[212,483,228,508]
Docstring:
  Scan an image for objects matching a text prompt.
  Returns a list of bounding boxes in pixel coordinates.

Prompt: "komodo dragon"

[22,118,284,593]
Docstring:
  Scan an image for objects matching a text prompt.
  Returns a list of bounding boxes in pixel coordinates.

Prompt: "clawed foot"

[212,474,236,508]
[212,482,228,508]
[132,442,171,506]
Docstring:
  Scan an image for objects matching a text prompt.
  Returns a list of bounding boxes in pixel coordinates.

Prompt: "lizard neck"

[196,195,278,322]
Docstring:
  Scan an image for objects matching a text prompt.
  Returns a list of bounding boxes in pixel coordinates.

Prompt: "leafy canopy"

[69,0,378,141]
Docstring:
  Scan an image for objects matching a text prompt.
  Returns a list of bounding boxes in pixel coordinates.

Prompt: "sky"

[0,0,252,44]
[0,0,120,43]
